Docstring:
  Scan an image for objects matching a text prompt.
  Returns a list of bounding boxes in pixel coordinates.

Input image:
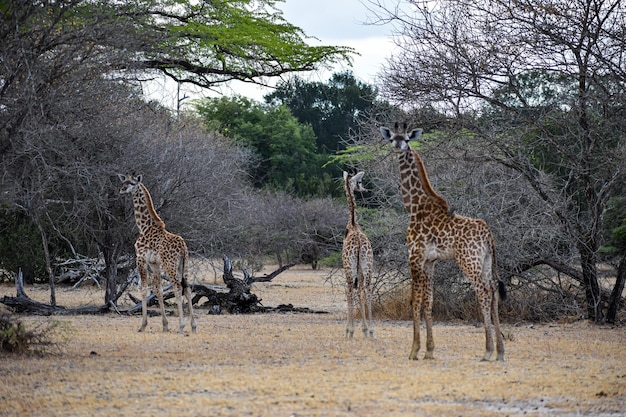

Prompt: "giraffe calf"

[119,174,197,334]
[342,171,375,338]
[381,124,505,361]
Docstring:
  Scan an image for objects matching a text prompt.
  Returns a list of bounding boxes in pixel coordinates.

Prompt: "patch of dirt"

[1,265,625,417]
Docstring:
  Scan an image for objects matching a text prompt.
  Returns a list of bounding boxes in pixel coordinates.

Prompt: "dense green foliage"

[194,96,334,196]
[266,71,379,153]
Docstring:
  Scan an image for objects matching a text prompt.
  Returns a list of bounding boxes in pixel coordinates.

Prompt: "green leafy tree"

[265,71,378,153]
[87,0,354,88]
[194,96,331,196]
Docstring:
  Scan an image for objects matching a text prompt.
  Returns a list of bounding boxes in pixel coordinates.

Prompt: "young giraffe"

[380,123,505,361]
[342,171,375,338]
[118,174,197,334]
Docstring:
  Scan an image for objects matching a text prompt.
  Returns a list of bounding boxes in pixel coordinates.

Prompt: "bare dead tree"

[371,0,626,323]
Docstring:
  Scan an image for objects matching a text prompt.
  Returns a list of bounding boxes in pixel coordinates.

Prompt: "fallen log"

[1,270,109,315]
[2,258,314,317]
[124,256,297,315]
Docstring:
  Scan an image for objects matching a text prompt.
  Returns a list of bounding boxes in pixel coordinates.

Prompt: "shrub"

[0,313,70,355]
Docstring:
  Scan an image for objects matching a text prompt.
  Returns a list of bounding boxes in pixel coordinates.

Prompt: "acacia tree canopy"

[124,0,355,87]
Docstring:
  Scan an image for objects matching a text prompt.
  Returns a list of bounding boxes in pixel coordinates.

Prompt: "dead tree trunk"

[191,255,296,314]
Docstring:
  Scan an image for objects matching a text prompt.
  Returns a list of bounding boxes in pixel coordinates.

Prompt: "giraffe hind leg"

[357,283,370,338]
[173,283,186,333]
[154,277,169,333]
[365,282,375,338]
[137,260,150,332]
[492,286,505,361]
[345,272,355,338]
[185,285,197,333]
[479,286,496,361]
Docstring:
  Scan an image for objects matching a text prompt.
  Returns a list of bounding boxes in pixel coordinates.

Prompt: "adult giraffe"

[380,123,505,361]
[342,171,375,338]
[118,174,197,334]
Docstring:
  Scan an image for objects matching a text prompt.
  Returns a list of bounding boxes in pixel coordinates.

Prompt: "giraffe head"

[343,171,367,193]
[380,122,423,153]
[118,173,142,194]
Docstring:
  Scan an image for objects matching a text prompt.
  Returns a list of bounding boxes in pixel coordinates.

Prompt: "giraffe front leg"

[409,280,422,360]
[154,280,169,333]
[423,262,435,360]
[139,283,149,332]
[137,261,149,332]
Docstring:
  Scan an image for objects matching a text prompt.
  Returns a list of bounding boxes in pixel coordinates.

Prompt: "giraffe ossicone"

[341,171,375,338]
[380,123,505,361]
[118,173,197,334]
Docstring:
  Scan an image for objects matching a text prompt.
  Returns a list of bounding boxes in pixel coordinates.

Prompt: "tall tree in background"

[375,0,626,322]
[194,96,330,196]
[266,71,379,153]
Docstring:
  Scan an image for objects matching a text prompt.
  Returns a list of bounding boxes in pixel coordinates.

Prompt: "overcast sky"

[238,0,397,100]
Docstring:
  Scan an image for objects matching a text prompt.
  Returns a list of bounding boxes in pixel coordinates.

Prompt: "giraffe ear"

[408,129,423,141]
[136,174,143,183]
[117,173,126,182]
[380,126,392,140]
[354,171,365,182]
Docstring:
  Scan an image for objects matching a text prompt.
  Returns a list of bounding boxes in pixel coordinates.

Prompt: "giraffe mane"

[344,172,358,228]
[139,183,166,228]
[409,148,450,212]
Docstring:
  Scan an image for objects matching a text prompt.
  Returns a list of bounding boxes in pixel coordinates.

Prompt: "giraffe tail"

[354,252,361,289]
[498,279,507,301]
[179,254,188,290]
[491,236,507,302]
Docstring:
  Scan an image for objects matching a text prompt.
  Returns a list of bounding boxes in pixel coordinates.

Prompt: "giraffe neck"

[131,183,165,234]
[344,177,358,229]
[398,146,449,216]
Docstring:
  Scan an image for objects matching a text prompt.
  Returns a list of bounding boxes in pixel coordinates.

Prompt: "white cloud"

[277,0,392,41]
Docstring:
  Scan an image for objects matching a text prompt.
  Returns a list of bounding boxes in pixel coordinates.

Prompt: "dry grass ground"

[1,265,625,417]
